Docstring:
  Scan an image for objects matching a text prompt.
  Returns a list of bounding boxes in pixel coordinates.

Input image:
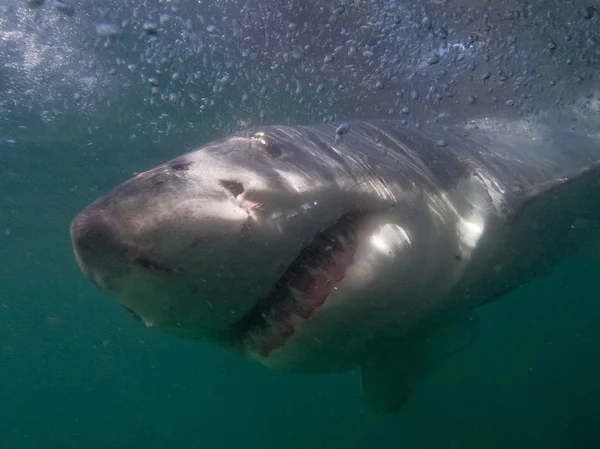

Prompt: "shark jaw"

[231,212,363,357]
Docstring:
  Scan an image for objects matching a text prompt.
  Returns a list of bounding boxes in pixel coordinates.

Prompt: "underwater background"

[1,0,599,448]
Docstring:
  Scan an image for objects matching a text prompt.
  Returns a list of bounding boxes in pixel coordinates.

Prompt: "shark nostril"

[132,256,174,273]
[220,180,245,198]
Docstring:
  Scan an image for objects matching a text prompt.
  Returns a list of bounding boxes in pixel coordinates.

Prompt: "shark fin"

[508,161,600,264]
[509,161,600,225]
[360,312,480,413]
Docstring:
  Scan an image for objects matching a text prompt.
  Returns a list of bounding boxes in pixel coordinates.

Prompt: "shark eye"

[220,180,245,197]
[251,132,283,158]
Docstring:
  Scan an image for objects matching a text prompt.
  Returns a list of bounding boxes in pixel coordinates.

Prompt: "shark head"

[71,124,428,372]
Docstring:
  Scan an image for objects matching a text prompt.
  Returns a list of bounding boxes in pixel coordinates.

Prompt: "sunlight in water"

[370,224,412,255]
[459,217,485,249]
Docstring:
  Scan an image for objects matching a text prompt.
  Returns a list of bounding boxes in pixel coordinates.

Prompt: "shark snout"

[71,208,179,283]
[70,210,132,289]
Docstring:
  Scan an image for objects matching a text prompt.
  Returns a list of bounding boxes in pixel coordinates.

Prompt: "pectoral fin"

[509,161,600,225]
[509,161,600,264]
[360,313,480,413]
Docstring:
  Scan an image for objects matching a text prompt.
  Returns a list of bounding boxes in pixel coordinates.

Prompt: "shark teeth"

[288,286,305,302]
[305,265,332,281]
[329,252,344,267]
[283,285,316,319]
[266,315,294,338]
[286,284,311,319]
[335,235,350,248]
[244,310,295,356]
[235,212,364,357]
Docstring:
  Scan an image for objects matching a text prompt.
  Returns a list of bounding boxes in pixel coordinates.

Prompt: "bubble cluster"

[0,0,598,139]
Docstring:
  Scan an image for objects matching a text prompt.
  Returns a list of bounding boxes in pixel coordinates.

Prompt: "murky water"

[1,1,599,448]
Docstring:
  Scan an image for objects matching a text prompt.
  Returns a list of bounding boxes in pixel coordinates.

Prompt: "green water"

[1,0,600,446]
[1,137,599,448]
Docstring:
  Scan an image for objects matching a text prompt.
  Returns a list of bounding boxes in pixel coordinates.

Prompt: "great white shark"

[70,113,600,412]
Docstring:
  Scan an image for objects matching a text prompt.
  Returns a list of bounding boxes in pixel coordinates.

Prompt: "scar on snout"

[170,161,192,171]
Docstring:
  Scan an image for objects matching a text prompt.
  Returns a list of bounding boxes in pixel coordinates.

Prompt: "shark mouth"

[233,212,363,357]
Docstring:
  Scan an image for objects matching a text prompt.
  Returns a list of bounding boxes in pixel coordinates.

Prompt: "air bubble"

[143,22,158,35]
[427,53,440,65]
[219,73,230,84]
[55,0,74,16]
[336,122,350,135]
[96,23,120,38]
[580,6,594,19]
